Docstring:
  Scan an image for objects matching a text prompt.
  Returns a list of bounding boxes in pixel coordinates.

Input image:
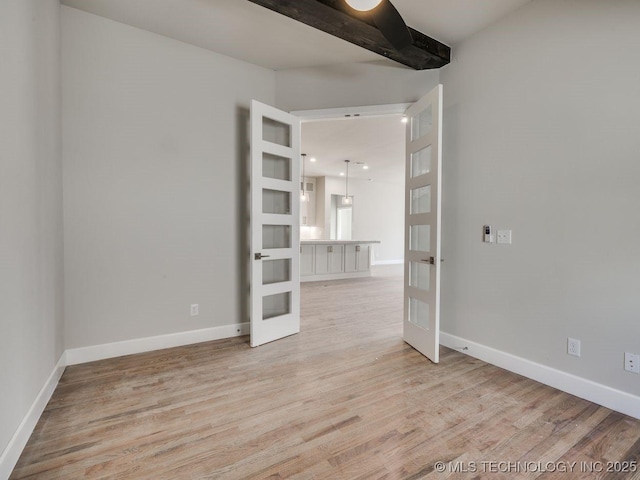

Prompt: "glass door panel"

[410,146,431,178]
[410,185,431,214]
[263,292,291,320]
[262,153,291,181]
[408,297,430,330]
[409,262,430,292]
[262,117,291,147]
[262,225,291,250]
[263,259,291,285]
[410,225,430,253]
[262,189,291,215]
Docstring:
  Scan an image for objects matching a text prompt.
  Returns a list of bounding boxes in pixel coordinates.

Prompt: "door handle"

[420,257,444,265]
[254,253,271,260]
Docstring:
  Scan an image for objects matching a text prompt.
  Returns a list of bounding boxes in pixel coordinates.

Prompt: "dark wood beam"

[246,0,450,70]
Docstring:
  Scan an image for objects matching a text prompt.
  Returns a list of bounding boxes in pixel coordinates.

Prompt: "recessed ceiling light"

[310,157,317,163]
[363,165,369,170]
[401,115,408,124]
[339,172,345,176]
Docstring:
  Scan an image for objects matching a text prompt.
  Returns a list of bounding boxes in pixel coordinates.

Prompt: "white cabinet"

[314,244,344,274]
[328,245,344,273]
[345,244,370,273]
[300,241,377,282]
[300,245,315,277]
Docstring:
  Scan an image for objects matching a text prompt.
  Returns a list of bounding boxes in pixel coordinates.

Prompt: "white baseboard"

[372,259,403,266]
[66,323,250,365]
[0,353,66,479]
[440,332,640,420]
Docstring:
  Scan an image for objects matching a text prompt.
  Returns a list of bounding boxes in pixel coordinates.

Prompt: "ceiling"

[302,115,406,185]
[61,0,532,71]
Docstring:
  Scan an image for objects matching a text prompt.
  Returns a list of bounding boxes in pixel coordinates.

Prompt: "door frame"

[291,103,411,122]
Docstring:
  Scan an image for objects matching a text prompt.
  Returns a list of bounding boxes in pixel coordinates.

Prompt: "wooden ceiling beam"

[247,0,450,70]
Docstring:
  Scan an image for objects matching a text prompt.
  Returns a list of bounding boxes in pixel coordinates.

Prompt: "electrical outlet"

[190,304,199,316]
[625,352,640,373]
[567,338,581,357]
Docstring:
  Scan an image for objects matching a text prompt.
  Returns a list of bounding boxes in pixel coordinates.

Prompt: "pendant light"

[342,160,353,205]
[300,153,309,202]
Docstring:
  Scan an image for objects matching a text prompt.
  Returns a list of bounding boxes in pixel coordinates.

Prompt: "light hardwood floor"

[11,266,640,479]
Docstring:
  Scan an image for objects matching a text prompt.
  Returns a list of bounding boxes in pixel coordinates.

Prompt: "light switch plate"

[497,230,512,244]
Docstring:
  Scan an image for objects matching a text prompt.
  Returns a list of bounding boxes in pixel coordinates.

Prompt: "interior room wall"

[439,0,640,397]
[275,60,439,112]
[322,177,404,263]
[62,7,275,349]
[0,0,64,458]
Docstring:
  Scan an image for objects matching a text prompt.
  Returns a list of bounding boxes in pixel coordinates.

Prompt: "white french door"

[403,85,443,363]
[250,100,301,347]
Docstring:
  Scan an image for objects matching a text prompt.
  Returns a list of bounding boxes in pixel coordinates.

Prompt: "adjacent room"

[299,114,405,283]
[2,0,640,478]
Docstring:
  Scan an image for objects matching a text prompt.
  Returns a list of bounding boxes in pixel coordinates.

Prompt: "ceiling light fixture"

[363,165,369,170]
[401,114,408,124]
[345,0,383,12]
[342,160,353,206]
[300,153,309,202]
[310,157,317,163]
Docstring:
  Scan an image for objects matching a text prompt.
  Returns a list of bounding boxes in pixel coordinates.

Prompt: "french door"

[403,85,443,363]
[250,100,301,347]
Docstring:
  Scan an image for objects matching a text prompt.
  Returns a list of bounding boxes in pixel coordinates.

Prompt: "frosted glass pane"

[409,297,429,330]
[410,185,431,214]
[263,259,291,285]
[263,292,290,320]
[410,262,430,292]
[263,189,290,215]
[263,117,291,147]
[263,225,291,249]
[411,104,433,141]
[411,145,431,178]
[410,225,430,253]
[263,153,290,181]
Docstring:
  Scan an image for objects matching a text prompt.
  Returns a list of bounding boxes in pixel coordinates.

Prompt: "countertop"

[300,240,380,245]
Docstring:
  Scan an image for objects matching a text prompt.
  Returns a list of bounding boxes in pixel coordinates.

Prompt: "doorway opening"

[298,111,407,276]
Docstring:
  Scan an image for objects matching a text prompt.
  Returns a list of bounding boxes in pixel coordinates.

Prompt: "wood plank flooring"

[11,266,640,479]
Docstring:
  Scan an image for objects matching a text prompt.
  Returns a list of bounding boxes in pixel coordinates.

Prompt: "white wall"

[0,0,63,456]
[322,177,404,263]
[440,0,640,396]
[276,60,439,112]
[62,7,275,349]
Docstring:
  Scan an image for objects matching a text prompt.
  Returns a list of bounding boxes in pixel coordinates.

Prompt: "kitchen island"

[300,240,380,282]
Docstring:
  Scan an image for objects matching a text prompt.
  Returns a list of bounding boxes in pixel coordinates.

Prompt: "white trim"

[0,353,66,479]
[291,103,411,121]
[66,323,250,365]
[440,332,640,420]
[372,259,403,265]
